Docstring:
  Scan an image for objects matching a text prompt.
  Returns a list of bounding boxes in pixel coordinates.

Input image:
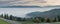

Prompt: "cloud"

[10,0,31,4]
[0,0,17,6]
[0,0,15,1]
[9,0,46,6]
[0,0,60,6]
[10,0,60,6]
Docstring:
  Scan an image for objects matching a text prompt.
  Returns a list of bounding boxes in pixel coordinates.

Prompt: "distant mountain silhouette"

[26,9,60,18]
[44,5,60,8]
[0,6,40,8]
[0,5,60,8]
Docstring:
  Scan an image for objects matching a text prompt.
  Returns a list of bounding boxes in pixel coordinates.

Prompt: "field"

[0,19,10,24]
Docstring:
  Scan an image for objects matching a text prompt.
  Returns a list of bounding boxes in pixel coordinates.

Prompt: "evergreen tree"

[57,15,60,22]
[9,15,13,20]
[16,17,21,21]
[0,14,3,18]
[41,18,44,22]
[46,18,50,22]
[12,17,17,21]
[6,14,9,19]
[4,14,9,19]
[53,17,56,22]
[22,18,26,21]
[33,17,40,23]
[4,14,7,19]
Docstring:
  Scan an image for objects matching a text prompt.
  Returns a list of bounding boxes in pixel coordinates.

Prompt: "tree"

[33,17,40,23]
[53,17,56,22]
[4,14,9,19]
[57,15,60,22]
[6,14,9,19]
[41,18,44,22]
[9,15,13,20]
[12,17,17,21]
[46,18,50,22]
[4,14,7,19]
[16,17,22,21]
[22,18,26,21]
[0,14,3,18]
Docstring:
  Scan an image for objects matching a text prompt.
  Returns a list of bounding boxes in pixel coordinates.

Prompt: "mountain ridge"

[26,9,60,18]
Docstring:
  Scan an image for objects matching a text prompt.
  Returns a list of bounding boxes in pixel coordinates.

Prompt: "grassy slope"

[21,21,60,24]
[0,19,10,24]
[21,21,33,24]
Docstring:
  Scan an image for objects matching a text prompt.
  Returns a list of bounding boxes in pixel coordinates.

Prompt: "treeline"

[0,14,26,21]
[0,14,60,23]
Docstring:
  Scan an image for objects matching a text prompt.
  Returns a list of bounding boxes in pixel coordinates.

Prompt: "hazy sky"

[0,0,60,17]
[0,0,60,6]
[0,8,59,17]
